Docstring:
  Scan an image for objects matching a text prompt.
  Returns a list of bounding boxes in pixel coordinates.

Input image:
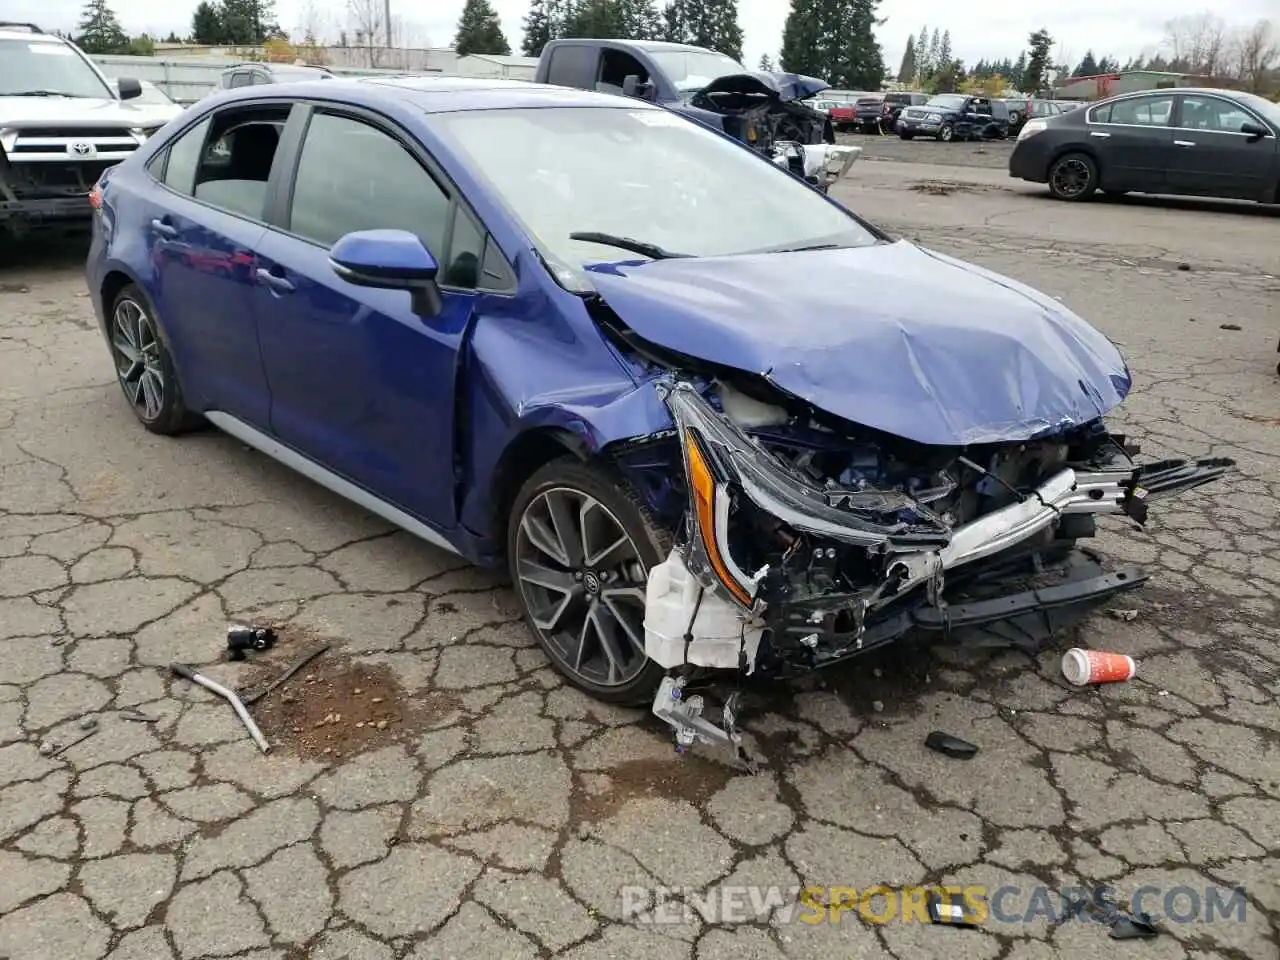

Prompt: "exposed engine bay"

[684,75,860,192]
[601,348,1233,759]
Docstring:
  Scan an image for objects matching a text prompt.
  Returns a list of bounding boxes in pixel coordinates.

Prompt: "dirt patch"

[909,179,983,196]
[572,754,739,825]
[237,626,461,761]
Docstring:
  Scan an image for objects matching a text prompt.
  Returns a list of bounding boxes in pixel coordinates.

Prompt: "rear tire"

[507,458,671,705]
[108,284,200,435]
[1047,152,1099,201]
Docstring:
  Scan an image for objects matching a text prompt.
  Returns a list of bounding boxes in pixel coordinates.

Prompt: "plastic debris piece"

[925,731,979,760]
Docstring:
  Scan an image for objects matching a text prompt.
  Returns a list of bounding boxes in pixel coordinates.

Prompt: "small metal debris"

[1219,323,1242,331]
[119,710,155,723]
[51,718,99,757]
[170,662,269,753]
[1108,608,1139,622]
[1177,263,1191,271]
[226,624,277,661]
[240,643,331,706]
[1110,912,1160,940]
[925,731,979,760]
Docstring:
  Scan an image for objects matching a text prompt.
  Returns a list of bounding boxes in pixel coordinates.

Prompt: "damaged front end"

[631,380,1232,751]
[684,74,860,192]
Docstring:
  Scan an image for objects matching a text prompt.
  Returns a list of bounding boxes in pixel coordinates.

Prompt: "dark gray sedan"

[1008,87,1280,203]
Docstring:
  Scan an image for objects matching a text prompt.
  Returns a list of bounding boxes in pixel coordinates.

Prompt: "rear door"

[1166,94,1279,200]
[251,105,514,528]
[145,102,294,426]
[1086,93,1176,192]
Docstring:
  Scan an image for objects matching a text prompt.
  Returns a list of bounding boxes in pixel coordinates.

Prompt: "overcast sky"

[9,0,1275,70]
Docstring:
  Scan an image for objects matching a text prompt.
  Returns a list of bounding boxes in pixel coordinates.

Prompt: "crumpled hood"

[586,241,1132,446]
[0,95,148,128]
[697,71,829,103]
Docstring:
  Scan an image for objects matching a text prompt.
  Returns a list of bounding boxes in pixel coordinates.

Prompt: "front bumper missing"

[642,382,1234,677]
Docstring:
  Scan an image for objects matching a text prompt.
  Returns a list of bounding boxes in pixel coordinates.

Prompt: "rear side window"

[229,71,252,88]
[545,45,599,89]
[161,117,213,195]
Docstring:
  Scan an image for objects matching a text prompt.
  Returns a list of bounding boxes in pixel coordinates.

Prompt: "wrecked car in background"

[534,38,860,193]
[87,78,1232,759]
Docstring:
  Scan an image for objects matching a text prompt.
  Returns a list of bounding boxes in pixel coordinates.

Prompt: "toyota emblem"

[68,142,94,157]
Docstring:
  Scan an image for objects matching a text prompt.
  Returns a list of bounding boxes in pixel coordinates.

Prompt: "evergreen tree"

[1023,28,1054,96]
[912,27,928,81]
[190,1,222,44]
[897,34,916,83]
[1073,49,1099,77]
[618,0,661,39]
[455,0,512,56]
[75,0,130,54]
[1011,51,1027,89]
[779,0,823,77]
[758,53,774,71]
[926,28,941,74]
[937,29,951,68]
[215,0,277,45]
[661,0,742,62]
[563,0,625,38]
[522,0,554,55]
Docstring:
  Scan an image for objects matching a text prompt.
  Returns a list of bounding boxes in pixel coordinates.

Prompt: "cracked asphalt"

[1,156,1278,960]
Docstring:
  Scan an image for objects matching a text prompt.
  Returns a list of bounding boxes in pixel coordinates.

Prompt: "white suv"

[0,22,160,238]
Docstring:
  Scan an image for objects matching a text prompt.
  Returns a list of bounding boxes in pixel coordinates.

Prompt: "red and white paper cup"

[1061,648,1137,686]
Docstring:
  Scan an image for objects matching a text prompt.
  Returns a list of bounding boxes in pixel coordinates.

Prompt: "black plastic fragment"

[1110,913,1160,940]
[925,731,979,760]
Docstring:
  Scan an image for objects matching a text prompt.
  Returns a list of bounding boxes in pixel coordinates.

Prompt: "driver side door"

[252,105,515,529]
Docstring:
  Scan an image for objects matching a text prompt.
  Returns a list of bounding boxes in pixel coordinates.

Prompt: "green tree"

[1073,49,1099,77]
[128,33,155,55]
[926,28,940,74]
[455,0,512,55]
[618,0,661,38]
[758,53,774,71]
[521,0,554,55]
[214,0,277,45]
[563,0,625,38]
[912,27,928,82]
[1010,51,1027,88]
[1023,28,1054,96]
[896,34,916,83]
[662,0,743,62]
[190,1,222,43]
[780,0,882,89]
[937,29,951,69]
[75,0,130,54]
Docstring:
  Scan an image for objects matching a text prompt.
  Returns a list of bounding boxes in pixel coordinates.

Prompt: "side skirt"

[203,411,462,559]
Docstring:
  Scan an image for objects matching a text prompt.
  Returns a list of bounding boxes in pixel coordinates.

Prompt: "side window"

[251,71,271,85]
[160,116,213,195]
[228,71,253,88]
[545,45,599,89]
[1180,96,1252,133]
[598,49,649,93]
[1110,96,1173,126]
[1089,103,1112,124]
[288,112,452,266]
[178,106,290,220]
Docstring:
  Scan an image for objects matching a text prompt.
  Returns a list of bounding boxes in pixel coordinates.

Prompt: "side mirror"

[329,229,443,318]
[1240,121,1268,141]
[117,77,143,101]
[622,74,656,101]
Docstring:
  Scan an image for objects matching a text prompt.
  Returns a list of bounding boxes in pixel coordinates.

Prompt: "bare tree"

[347,0,385,66]
[1163,12,1228,75]
[294,0,332,45]
[1229,19,1278,92]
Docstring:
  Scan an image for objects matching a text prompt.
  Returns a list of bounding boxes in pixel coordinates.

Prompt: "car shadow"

[0,230,92,274]
[1089,192,1280,218]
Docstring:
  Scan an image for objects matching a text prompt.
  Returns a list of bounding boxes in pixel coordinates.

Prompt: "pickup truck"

[533,38,860,192]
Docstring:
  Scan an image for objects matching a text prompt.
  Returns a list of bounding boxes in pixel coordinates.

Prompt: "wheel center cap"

[582,571,601,595]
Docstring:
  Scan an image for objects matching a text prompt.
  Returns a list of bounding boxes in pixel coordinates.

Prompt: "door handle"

[255,267,295,294]
[150,218,177,238]
[1174,140,1196,147]
[1089,131,1110,138]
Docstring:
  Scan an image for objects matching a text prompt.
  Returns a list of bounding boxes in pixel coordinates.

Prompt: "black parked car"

[882,91,930,127]
[897,94,1010,141]
[1009,88,1280,202]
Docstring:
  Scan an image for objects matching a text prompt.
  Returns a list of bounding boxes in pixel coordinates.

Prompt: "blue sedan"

[86,76,1230,743]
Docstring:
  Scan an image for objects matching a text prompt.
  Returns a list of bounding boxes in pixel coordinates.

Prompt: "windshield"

[1236,92,1280,129]
[0,38,115,98]
[432,106,877,288]
[649,49,746,92]
[925,94,967,110]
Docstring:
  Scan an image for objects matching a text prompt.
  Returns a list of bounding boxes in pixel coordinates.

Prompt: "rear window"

[857,97,883,105]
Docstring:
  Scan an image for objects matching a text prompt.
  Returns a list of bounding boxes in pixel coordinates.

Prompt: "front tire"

[507,458,670,705]
[1048,152,1099,201]
[108,284,199,435]
[938,123,954,142]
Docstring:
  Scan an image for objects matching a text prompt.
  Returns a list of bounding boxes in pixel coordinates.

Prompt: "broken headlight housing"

[661,381,952,611]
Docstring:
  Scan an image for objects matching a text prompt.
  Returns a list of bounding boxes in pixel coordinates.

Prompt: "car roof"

[549,38,715,53]
[209,74,663,114]
[0,27,65,43]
